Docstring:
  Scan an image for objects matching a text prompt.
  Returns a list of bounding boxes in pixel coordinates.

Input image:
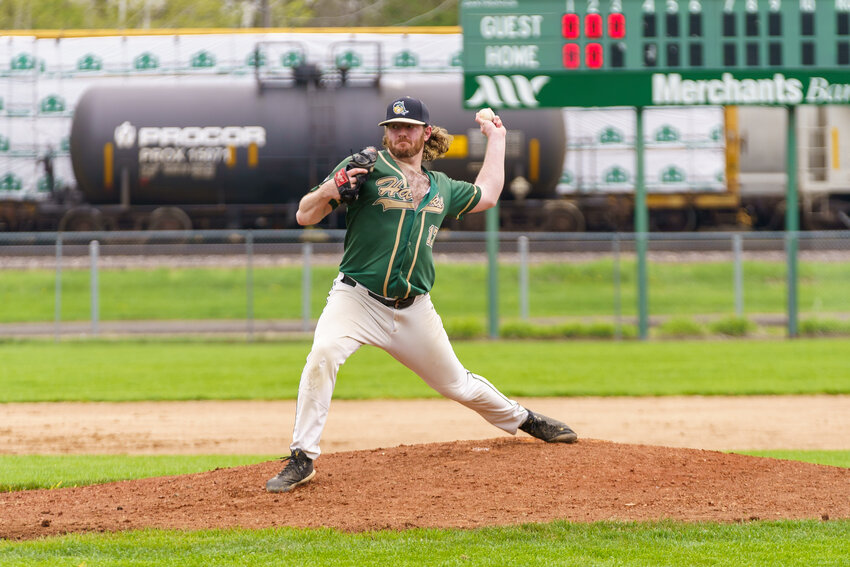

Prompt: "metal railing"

[1,229,848,340]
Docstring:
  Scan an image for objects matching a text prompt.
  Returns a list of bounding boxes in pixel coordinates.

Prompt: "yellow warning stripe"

[103,142,114,190]
[832,127,840,170]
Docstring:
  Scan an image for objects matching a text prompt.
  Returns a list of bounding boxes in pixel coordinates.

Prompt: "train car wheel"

[148,207,193,231]
[0,210,17,231]
[650,208,697,232]
[58,206,104,232]
[542,201,586,232]
[767,200,786,230]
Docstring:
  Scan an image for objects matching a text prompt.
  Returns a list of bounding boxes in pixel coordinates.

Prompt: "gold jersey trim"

[456,185,481,219]
[383,209,407,297]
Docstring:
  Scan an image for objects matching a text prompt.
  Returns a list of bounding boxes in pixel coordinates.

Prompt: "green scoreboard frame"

[461,0,833,338]
[461,0,850,108]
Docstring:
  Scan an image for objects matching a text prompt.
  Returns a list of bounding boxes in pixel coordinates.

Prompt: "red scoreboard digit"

[585,13,603,38]
[563,43,581,68]
[608,13,626,39]
[585,43,603,68]
[562,11,625,68]
[561,14,581,39]
[562,13,580,39]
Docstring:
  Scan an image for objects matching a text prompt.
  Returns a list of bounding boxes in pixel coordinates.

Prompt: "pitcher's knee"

[303,342,345,379]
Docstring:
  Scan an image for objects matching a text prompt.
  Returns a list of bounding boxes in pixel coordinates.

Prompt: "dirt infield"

[3,396,850,455]
[2,396,849,540]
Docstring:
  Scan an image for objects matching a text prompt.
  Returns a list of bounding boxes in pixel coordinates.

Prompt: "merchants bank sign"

[464,71,850,108]
[653,73,850,106]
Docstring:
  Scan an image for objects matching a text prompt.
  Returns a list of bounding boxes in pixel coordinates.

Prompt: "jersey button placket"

[392,214,416,297]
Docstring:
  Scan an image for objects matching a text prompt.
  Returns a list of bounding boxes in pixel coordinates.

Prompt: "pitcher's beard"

[384,133,425,159]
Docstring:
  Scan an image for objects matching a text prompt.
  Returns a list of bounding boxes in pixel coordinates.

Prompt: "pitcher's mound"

[2,438,848,540]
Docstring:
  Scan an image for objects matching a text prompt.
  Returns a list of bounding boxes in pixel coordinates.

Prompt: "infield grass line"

[734,450,850,469]
[0,455,277,493]
[0,521,848,566]
[1,338,849,402]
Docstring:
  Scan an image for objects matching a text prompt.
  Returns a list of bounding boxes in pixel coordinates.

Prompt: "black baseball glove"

[333,146,378,205]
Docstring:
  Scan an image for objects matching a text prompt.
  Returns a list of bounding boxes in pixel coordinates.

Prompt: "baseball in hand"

[477,107,496,122]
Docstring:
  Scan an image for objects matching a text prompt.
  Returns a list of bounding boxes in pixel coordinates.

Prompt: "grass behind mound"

[2,338,849,402]
[1,521,848,566]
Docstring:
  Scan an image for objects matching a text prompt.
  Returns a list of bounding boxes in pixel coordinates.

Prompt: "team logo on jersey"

[392,101,409,116]
[374,177,414,210]
[422,194,444,214]
[372,177,445,214]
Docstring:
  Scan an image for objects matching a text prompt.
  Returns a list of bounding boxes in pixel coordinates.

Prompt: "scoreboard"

[461,0,850,107]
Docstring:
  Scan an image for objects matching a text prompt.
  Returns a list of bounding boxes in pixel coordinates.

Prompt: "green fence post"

[486,205,499,339]
[613,233,622,341]
[302,241,313,332]
[89,240,99,336]
[786,106,799,339]
[518,235,529,321]
[54,233,62,342]
[246,230,254,342]
[635,106,649,340]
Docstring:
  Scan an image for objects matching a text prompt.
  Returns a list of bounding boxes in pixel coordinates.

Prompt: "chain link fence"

[1,230,848,340]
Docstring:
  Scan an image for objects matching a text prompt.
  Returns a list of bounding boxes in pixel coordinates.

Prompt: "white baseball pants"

[290,273,529,460]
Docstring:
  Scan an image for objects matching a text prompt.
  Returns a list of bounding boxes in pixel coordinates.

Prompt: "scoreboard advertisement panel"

[461,0,850,107]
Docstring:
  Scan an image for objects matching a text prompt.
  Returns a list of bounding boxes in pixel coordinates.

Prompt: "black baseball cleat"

[266,449,316,493]
[519,410,578,443]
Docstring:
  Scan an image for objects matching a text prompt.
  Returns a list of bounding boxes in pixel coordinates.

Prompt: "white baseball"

[477,107,496,122]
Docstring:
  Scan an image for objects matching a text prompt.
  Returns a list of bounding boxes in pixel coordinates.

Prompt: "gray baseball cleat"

[519,410,578,443]
[266,449,316,493]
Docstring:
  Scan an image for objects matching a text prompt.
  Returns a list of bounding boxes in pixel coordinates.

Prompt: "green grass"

[2,338,850,402]
[736,450,850,469]
[2,451,847,493]
[0,455,276,492]
[1,335,847,562]
[2,259,849,322]
[1,521,848,566]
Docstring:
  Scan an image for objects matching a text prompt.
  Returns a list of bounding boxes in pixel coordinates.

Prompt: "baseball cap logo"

[392,101,409,116]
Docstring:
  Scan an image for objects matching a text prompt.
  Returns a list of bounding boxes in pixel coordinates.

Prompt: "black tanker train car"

[56,74,566,232]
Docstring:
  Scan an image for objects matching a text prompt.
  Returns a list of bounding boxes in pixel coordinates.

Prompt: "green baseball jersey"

[316,149,482,299]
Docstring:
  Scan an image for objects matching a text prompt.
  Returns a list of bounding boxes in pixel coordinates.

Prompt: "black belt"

[341,274,416,310]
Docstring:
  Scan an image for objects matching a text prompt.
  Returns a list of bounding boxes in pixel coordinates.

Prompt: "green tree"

[138,0,239,29]
[0,0,460,30]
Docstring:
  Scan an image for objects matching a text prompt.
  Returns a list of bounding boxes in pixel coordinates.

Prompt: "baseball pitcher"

[267,96,578,493]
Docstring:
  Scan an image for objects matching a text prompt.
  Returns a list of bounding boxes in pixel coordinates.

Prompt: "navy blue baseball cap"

[378,96,430,126]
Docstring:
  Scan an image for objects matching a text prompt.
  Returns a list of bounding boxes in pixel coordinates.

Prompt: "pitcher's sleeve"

[446,178,482,220]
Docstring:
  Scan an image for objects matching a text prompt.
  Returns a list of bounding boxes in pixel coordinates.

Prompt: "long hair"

[382,125,454,162]
[422,126,453,161]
